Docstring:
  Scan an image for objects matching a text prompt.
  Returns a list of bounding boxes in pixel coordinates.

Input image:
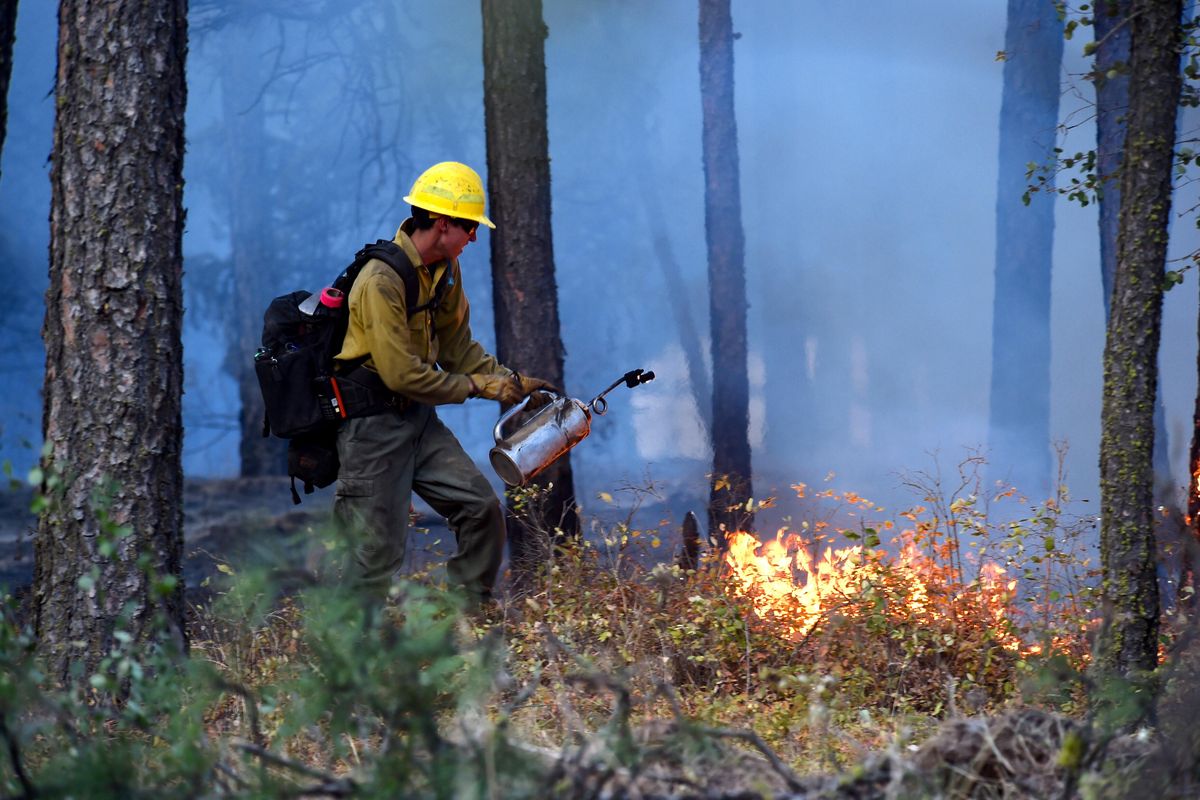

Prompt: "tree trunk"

[699,0,753,546]
[644,189,712,440]
[1187,306,1200,608]
[220,20,285,476]
[0,0,16,183]
[1095,0,1180,608]
[1094,0,1131,305]
[1097,0,1182,680]
[482,0,578,580]
[988,0,1063,498]
[36,0,188,683]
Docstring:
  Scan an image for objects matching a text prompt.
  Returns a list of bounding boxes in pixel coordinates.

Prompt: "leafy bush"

[6,455,1189,799]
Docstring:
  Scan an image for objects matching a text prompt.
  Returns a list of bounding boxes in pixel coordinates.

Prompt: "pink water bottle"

[319,287,344,308]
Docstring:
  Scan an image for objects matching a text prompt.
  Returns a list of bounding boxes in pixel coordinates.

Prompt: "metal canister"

[488,368,655,487]
[489,394,592,487]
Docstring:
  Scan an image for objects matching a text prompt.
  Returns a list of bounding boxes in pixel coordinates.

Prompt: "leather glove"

[468,373,524,405]
[468,373,560,405]
[512,373,559,399]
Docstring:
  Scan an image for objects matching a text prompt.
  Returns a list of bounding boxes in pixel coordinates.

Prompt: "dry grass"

[164,467,1200,798]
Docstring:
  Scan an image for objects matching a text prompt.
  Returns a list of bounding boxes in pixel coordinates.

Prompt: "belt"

[334,364,413,417]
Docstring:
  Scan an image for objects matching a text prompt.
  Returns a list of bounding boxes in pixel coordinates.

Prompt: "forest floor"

[3,478,1199,797]
[0,476,454,596]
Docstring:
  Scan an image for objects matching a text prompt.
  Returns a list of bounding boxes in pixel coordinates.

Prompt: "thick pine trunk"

[482,0,578,577]
[988,0,1063,498]
[699,0,753,546]
[1097,0,1182,679]
[36,0,188,682]
[0,0,15,182]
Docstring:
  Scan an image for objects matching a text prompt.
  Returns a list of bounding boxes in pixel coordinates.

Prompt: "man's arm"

[433,263,511,377]
[352,270,474,404]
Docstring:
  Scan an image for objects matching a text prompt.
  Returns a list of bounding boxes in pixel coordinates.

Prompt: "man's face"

[441,217,478,260]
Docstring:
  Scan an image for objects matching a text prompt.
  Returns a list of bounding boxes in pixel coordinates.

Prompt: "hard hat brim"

[403,194,496,229]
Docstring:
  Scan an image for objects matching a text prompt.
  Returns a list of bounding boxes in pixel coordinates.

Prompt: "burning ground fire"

[722,526,1022,650]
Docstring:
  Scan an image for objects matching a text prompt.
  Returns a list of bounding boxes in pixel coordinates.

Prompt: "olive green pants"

[333,404,505,601]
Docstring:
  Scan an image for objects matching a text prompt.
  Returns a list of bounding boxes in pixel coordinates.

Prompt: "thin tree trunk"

[0,0,16,183]
[36,0,188,682]
[988,0,1063,498]
[1096,0,1180,608]
[699,0,753,547]
[482,0,578,582]
[644,188,712,440]
[220,21,285,476]
[1095,0,1131,305]
[1097,0,1182,680]
[1187,306,1200,609]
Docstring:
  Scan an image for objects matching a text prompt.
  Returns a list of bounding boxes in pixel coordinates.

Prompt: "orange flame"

[723,528,1022,649]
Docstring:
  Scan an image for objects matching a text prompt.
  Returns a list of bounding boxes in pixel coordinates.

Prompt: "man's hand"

[469,373,560,405]
[469,374,523,404]
[512,373,559,398]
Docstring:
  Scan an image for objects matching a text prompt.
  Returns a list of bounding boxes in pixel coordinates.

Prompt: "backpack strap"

[350,240,452,319]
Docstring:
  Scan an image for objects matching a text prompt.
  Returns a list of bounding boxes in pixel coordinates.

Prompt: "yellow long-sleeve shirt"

[334,221,509,405]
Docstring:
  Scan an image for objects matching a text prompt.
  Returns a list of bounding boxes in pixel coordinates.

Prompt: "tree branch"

[234,739,356,797]
[0,716,36,799]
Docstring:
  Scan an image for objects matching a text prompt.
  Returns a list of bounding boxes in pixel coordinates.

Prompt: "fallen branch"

[233,739,356,797]
[0,716,36,799]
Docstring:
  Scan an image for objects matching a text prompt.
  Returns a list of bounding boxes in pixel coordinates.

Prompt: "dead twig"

[0,716,36,799]
[233,739,356,797]
[653,679,805,794]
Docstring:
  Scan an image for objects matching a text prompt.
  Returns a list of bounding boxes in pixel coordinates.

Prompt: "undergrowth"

[1,455,1198,798]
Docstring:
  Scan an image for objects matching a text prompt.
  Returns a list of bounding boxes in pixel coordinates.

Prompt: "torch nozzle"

[622,368,656,388]
[589,367,657,415]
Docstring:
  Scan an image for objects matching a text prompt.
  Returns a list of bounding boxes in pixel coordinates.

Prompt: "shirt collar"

[394,218,427,269]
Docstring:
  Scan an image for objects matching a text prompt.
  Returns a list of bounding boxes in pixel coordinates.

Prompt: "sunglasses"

[448,217,479,235]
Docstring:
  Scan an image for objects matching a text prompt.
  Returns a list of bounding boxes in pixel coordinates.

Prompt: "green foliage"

[2,465,1195,796]
[1027,5,1200,274]
[0,566,554,799]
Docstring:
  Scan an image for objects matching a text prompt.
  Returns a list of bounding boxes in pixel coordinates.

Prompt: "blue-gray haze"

[1,1,1198,534]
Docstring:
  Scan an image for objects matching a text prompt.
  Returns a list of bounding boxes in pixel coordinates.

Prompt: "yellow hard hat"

[403,161,496,229]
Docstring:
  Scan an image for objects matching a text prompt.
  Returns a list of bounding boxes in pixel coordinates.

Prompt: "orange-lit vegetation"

[489,456,1101,764]
[1,459,1128,797]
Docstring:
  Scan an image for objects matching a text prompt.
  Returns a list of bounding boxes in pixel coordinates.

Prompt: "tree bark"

[1097,0,1182,679]
[699,0,753,546]
[1187,304,1200,608]
[1095,0,1180,607]
[482,0,578,580]
[0,0,16,183]
[988,0,1063,498]
[1095,0,1131,305]
[36,0,188,682]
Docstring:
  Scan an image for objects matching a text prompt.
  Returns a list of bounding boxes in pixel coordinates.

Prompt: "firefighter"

[333,161,553,604]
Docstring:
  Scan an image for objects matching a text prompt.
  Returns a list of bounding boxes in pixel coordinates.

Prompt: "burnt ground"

[0,476,457,599]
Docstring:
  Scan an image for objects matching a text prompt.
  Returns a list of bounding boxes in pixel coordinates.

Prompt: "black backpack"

[254,239,450,503]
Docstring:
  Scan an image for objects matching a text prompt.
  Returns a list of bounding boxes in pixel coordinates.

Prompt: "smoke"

[1,1,1198,531]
